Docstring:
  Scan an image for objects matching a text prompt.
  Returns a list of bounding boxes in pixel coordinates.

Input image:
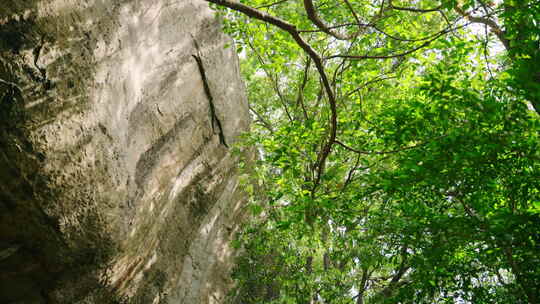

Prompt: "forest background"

[207,1,539,303]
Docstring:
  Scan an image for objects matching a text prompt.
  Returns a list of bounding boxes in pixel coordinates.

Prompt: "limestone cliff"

[0,0,249,303]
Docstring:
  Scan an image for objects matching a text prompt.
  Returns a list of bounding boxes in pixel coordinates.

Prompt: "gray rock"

[0,0,249,303]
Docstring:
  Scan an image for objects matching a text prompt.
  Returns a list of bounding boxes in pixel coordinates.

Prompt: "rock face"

[0,1,249,303]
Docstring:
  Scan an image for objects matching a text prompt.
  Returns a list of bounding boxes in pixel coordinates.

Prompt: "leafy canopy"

[207,1,540,303]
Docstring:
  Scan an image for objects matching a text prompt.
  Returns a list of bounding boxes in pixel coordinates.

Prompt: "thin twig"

[335,135,445,155]
[454,5,509,50]
[256,0,289,10]
[388,0,442,13]
[304,0,359,40]
[296,57,311,121]
[249,104,275,133]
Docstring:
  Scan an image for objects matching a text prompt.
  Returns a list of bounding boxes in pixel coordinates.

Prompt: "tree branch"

[346,75,397,97]
[326,35,441,60]
[303,0,362,40]
[342,0,362,30]
[249,104,275,133]
[206,0,338,193]
[256,0,290,10]
[454,5,510,50]
[335,136,443,155]
[296,57,311,121]
[388,0,442,13]
[244,34,294,122]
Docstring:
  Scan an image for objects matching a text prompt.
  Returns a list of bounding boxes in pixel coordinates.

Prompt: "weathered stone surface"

[0,0,249,303]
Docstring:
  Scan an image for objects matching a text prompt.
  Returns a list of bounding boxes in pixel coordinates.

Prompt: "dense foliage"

[208,0,540,303]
